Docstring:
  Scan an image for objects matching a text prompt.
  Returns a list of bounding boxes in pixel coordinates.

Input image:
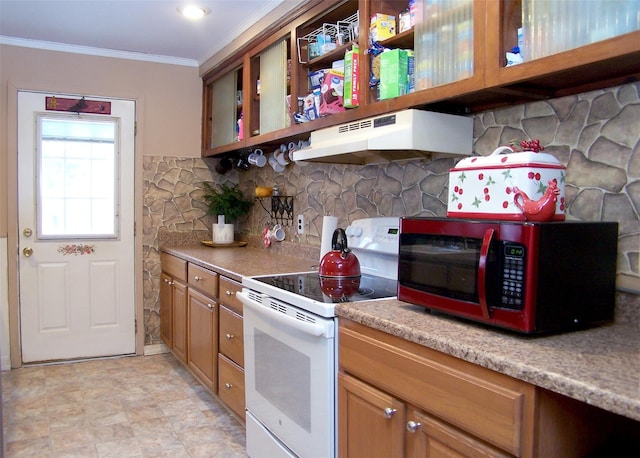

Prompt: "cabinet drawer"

[219,305,244,367]
[219,276,243,314]
[161,253,187,281]
[188,263,219,298]
[339,321,534,456]
[218,353,245,421]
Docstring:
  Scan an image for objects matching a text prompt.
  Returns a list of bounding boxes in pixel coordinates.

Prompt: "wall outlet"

[297,214,304,234]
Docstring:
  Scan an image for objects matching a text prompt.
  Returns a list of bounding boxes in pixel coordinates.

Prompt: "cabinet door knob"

[194,275,201,281]
[226,333,234,340]
[225,290,234,296]
[208,303,215,309]
[406,421,422,433]
[383,407,397,419]
[225,383,233,389]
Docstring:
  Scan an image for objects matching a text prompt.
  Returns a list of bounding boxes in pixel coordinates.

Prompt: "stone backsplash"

[143,82,639,345]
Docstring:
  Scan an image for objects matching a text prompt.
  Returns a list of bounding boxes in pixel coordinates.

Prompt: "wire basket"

[297,11,359,63]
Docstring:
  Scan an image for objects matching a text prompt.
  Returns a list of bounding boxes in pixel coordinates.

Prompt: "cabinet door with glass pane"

[202,61,244,155]
[487,0,640,96]
[248,36,292,139]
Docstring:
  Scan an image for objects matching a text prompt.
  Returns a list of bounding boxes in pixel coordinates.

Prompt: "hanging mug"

[269,224,286,242]
[248,149,267,167]
[269,155,285,172]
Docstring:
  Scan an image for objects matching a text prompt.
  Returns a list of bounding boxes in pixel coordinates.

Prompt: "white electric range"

[238,217,400,458]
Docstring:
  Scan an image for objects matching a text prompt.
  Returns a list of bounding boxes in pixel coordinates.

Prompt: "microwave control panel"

[500,243,525,309]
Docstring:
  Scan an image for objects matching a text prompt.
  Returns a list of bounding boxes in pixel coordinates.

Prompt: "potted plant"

[202,183,254,244]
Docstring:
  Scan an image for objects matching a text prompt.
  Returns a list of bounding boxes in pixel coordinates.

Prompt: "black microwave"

[397,217,618,334]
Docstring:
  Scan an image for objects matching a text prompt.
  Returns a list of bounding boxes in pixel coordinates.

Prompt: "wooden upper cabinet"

[482,0,640,108]
[202,58,245,157]
[201,0,640,157]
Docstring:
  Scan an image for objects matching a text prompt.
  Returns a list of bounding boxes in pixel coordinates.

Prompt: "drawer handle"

[383,407,397,419]
[225,290,234,297]
[226,333,234,340]
[194,275,202,281]
[406,421,422,433]
[225,383,233,389]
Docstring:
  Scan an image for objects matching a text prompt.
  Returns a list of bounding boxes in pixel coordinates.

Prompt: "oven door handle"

[238,291,332,338]
[478,228,494,320]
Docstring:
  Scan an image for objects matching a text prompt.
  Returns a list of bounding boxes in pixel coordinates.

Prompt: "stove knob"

[346,226,362,237]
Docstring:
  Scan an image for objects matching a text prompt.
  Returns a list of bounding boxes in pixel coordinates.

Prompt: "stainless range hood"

[292,109,473,165]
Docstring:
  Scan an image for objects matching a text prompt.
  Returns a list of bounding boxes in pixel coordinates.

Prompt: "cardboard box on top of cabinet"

[379,49,408,100]
[343,46,359,108]
[319,69,345,115]
[370,13,396,41]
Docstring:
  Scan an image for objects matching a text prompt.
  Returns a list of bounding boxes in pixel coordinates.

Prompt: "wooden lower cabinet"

[339,319,640,457]
[406,406,509,458]
[160,253,247,422]
[160,253,188,363]
[171,280,188,364]
[338,372,405,457]
[218,278,246,421]
[339,320,532,457]
[187,287,218,392]
[339,371,508,458]
[218,353,246,421]
[160,273,173,348]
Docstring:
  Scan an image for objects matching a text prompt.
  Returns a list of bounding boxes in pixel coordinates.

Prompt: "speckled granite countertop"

[162,245,639,422]
[336,298,640,422]
[162,245,318,282]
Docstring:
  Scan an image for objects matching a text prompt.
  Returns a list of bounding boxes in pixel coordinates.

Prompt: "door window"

[37,115,119,239]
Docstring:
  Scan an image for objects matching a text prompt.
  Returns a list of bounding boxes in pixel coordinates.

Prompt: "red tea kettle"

[319,228,361,278]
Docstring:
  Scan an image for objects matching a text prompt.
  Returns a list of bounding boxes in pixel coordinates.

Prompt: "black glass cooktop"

[254,272,398,303]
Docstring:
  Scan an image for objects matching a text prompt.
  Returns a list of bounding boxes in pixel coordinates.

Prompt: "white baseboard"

[1,355,11,371]
[144,343,169,356]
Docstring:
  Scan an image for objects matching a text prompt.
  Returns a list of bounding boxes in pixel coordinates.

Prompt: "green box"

[343,45,359,108]
[379,49,408,100]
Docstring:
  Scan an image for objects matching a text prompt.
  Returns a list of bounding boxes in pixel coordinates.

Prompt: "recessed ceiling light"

[178,5,209,20]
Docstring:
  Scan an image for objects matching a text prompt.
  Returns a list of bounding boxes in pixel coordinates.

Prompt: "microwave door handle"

[478,228,494,320]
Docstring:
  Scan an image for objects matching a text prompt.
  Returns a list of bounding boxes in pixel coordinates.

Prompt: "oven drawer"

[161,253,187,281]
[339,320,534,456]
[219,276,243,315]
[218,353,245,421]
[188,263,219,298]
[219,305,244,367]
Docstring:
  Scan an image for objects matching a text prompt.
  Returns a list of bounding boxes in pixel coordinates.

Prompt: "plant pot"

[213,223,234,245]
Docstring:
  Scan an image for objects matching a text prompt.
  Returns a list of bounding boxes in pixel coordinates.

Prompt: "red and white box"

[447,146,566,220]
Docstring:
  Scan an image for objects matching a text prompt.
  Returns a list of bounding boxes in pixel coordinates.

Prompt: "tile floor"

[1,353,246,457]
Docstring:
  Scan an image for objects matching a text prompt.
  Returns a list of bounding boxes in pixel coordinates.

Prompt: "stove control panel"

[346,217,400,255]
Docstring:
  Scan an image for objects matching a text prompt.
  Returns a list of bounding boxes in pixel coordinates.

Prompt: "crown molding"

[0,36,199,67]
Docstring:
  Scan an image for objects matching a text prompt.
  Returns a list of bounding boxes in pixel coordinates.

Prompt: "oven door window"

[399,233,499,303]
[254,328,311,431]
[244,301,335,458]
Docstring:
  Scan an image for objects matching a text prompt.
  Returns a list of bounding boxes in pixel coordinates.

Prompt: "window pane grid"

[38,117,118,239]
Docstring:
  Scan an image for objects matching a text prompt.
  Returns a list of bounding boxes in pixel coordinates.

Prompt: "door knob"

[23,247,33,257]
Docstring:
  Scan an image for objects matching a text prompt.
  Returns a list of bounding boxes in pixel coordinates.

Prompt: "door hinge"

[135,319,137,334]
[134,121,137,136]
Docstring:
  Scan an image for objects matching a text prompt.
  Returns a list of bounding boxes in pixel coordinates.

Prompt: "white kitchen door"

[17,91,136,363]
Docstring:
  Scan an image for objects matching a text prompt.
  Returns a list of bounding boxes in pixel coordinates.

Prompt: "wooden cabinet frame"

[201,0,640,158]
